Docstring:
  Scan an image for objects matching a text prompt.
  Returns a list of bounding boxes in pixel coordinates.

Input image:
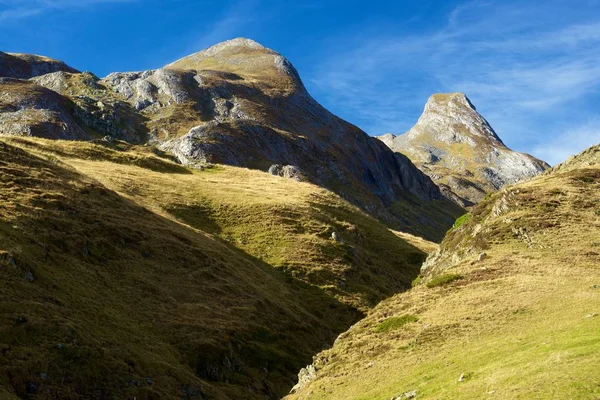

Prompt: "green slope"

[0,137,428,399]
[287,144,600,400]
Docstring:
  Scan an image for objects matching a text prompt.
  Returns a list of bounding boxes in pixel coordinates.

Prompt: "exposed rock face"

[268,164,304,181]
[0,51,78,79]
[378,93,550,206]
[0,68,147,143]
[0,78,88,139]
[290,364,317,393]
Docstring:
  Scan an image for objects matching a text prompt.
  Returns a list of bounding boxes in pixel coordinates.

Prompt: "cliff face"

[0,39,463,241]
[379,93,550,206]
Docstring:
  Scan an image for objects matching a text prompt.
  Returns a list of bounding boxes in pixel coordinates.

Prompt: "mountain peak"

[166,37,302,88]
[199,37,269,55]
[426,92,476,111]
[413,92,501,144]
[377,93,549,205]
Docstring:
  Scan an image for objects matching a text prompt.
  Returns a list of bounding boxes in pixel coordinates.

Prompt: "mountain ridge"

[0,38,464,241]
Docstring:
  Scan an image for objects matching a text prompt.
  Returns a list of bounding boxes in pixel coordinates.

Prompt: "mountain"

[0,38,463,242]
[378,93,550,206]
[0,51,78,79]
[286,142,600,399]
[1,38,572,399]
[0,136,431,399]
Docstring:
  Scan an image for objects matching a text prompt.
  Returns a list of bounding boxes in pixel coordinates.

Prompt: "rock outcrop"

[0,78,88,139]
[378,93,550,206]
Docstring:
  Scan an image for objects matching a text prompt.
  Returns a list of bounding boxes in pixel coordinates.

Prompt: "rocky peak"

[191,37,268,56]
[166,38,304,92]
[407,92,503,146]
[378,93,549,206]
[426,92,475,110]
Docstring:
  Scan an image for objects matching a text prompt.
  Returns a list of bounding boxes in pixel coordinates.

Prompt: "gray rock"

[458,372,471,382]
[331,231,343,243]
[268,164,282,176]
[268,164,304,181]
[290,364,317,393]
[391,390,417,400]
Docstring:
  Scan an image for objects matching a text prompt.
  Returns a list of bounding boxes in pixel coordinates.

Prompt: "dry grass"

[287,159,600,399]
[0,137,429,399]
[7,137,427,310]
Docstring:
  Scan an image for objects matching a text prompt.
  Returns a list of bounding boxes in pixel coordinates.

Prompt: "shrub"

[376,315,419,333]
[451,214,471,231]
[411,275,421,287]
[426,273,462,288]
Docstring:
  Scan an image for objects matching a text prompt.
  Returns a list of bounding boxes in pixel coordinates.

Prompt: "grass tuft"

[376,315,419,333]
[451,213,471,231]
[411,275,421,287]
[426,273,462,288]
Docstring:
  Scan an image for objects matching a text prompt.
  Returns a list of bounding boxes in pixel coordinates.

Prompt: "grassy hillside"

[0,137,428,399]
[287,145,600,399]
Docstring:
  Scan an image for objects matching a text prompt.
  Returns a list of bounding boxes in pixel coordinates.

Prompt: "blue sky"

[1,0,599,164]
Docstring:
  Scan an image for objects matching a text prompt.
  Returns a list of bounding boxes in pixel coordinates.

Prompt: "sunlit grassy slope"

[0,137,429,399]
[287,145,600,399]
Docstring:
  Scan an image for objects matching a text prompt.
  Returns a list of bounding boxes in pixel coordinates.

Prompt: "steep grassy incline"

[0,138,427,399]
[287,144,600,399]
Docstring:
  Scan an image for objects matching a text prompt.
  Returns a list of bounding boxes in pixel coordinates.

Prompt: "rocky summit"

[0,38,463,241]
[378,93,549,206]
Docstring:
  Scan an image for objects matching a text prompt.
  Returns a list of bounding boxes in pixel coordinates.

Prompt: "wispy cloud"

[168,0,265,60]
[532,118,600,165]
[306,0,600,164]
[191,0,262,51]
[0,0,136,20]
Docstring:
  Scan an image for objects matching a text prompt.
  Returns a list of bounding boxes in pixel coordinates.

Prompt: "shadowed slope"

[0,137,429,399]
